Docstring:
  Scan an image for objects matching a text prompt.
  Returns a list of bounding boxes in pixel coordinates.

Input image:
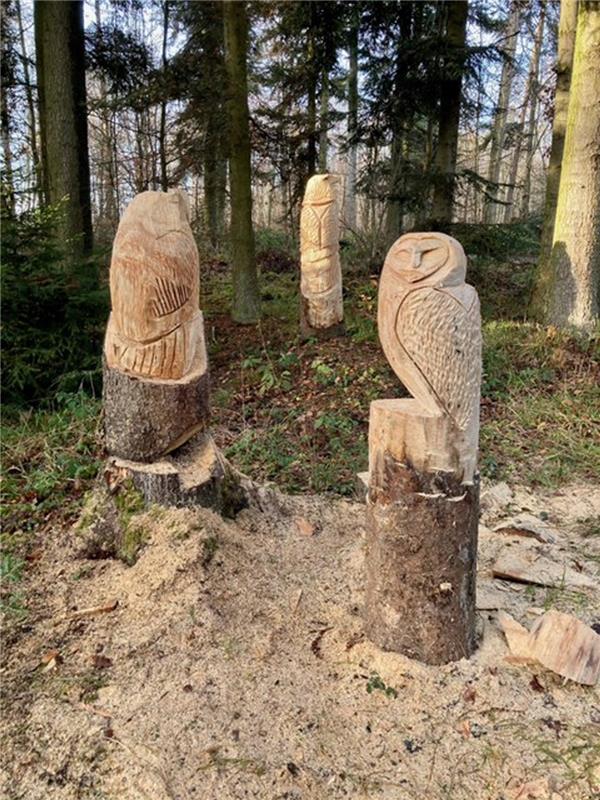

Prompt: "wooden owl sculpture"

[378,232,482,468]
[104,190,206,381]
[300,173,343,329]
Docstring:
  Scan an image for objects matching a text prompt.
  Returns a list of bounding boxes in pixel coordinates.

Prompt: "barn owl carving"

[104,190,207,381]
[300,174,343,329]
[378,232,481,451]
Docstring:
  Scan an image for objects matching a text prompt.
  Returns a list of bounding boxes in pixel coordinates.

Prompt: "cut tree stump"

[365,453,479,664]
[107,433,246,517]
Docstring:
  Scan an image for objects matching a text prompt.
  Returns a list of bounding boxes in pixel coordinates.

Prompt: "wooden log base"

[365,454,479,665]
[108,433,247,518]
[103,360,210,462]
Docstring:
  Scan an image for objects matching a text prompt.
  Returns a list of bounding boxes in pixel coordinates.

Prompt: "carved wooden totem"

[105,190,205,381]
[103,191,210,463]
[364,232,482,665]
[300,174,344,336]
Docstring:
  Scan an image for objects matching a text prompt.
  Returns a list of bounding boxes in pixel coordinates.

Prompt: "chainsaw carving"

[376,231,481,482]
[300,173,343,334]
[105,190,206,381]
[103,190,210,464]
[364,232,481,664]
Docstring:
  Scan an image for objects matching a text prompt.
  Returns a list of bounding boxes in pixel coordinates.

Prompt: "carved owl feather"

[378,232,482,434]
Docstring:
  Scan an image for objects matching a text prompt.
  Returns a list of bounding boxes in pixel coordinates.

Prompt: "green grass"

[2,225,599,604]
[1,392,101,617]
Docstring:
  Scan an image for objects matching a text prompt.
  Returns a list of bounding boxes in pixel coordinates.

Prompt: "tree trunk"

[542,1,600,329]
[223,0,260,324]
[483,0,521,224]
[318,70,329,172]
[518,6,546,219]
[345,6,359,230]
[530,0,578,320]
[158,0,170,192]
[94,0,118,235]
[16,0,42,205]
[430,0,469,229]
[504,5,545,222]
[34,0,93,253]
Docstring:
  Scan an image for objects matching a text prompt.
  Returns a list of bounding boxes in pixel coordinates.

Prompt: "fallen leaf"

[463,685,477,703]
[92,654,113,670]
[529,675,545,693]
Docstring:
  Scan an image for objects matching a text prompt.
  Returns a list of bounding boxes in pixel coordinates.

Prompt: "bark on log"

[108,433,247,518]
[103,360,210,462]
[365,455,479,664]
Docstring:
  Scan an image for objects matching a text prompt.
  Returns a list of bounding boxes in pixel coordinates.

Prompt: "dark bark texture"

[110,434,247,518]
[364,456,479,664]
[103,361,210,462]
[34,0,93,253]
[223,0,260,323]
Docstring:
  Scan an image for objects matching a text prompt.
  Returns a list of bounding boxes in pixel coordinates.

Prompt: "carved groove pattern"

[396,288,481,431]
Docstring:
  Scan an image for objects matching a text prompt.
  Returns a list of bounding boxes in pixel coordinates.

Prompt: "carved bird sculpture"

[105,190,204,381]
[378,232,481,438]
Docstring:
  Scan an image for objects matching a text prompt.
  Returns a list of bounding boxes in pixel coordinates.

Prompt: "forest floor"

[1,478,599,799]
[2,229,600,798]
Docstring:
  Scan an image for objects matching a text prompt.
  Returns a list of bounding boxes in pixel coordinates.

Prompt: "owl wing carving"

[300,205,323,252]
[395,287,481,431]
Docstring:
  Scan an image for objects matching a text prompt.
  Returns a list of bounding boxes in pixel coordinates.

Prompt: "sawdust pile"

[1,482,599,799]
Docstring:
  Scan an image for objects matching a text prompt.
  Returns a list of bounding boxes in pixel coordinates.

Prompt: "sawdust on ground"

[1,481,599,800]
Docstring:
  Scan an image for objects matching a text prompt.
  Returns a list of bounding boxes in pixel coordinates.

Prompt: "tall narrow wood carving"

[365,232,482,664]
[300,173,344,337]
[103,191,210,463]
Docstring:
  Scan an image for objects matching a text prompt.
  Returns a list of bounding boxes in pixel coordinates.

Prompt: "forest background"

[1,0,599,600]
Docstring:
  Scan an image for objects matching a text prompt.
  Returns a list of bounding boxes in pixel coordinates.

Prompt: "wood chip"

[296,517,316,537]
[499,610,600,685]
[494,514,557,544]
[66,600,119,621]
[492,548,596,590]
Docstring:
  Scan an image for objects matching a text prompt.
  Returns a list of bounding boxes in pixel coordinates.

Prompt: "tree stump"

[107,433,247,518]
[364,402,479,665]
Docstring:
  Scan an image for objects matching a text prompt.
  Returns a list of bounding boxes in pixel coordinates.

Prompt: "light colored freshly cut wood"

[492,546,596,589]
[499,610,600,685]
[377,232,481,483]
[300,174,343,332]
[104,190,206,381]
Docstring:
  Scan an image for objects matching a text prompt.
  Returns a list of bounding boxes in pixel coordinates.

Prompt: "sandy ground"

[1,480,599,800]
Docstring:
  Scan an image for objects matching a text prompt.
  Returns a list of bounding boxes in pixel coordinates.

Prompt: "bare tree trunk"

[531,0,578,319]
[223,0,260,323]
[318,70,329,172]
[484,0,521,224]
[345,6,359,230]
[430,0,469,229]
[158,0,170,192]
[543,1,599,329]
[34,0,93,253]
[518,6,546,218]
[16,0,42,205]
[503,6,545,222]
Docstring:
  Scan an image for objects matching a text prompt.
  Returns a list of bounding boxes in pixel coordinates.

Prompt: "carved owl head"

[303,174,341,205]
[384,232,466,286]
[119,190,191,240]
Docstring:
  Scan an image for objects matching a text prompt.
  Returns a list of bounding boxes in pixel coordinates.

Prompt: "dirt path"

[1,481,599,799]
